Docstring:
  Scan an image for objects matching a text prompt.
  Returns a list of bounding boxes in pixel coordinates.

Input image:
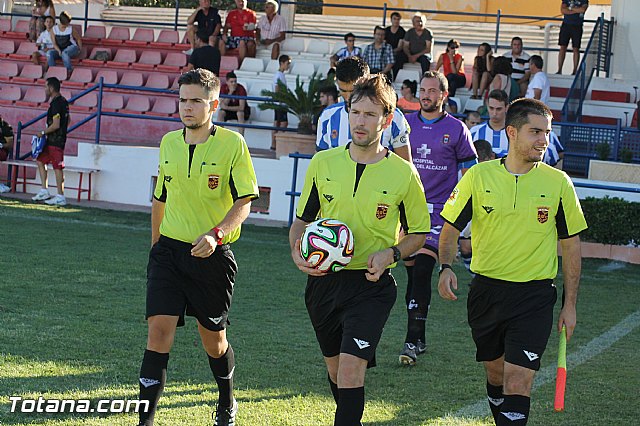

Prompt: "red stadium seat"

[71,92,98,112]
[66,68,94,88]
[157,52,187,73]
[119,71,144,87]
[121,95,150,113]
[13,63,43,83]
[0,61,18,82]
[103,26,131,46]
[0,39,14,56]
[15,86,46,107]
[151,29,179,48]
[132,50,162,71]
[45,66,68,81]
[128,28,155,47]
[0,85,21,105]
[3,20,28,39]
[95,69,118,85]
[15,20,30,33]
[220,56,239,75]
[0,18,11,33]
[147,97,177,116]
[101,93,124,112]
[8,41,36,60]
[84,25,107,40]
[145,74,169,89]
[110,48,137,68]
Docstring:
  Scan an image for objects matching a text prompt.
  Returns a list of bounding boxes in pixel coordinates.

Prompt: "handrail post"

[288,154,300,227]
[95,78,103,145]
[494,9,501,53]
[596,13,604,77]
[613,119,621,161]
[174,0,180,31]
[84,0,89,32]
[382,3,387,27]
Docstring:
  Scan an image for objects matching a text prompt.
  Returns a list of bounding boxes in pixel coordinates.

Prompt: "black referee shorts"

[146,235,238,331]
[305,269,397,368]
[467,274,557,371]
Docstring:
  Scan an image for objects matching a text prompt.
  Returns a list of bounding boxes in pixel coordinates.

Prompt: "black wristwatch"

[391,246,402,263]
[438,264,452,275]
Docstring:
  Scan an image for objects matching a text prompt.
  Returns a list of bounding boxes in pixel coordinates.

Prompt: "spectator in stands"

[464,111,482,129]
[397,79,420,113]
[0,113,14,193]
[313,85,339,132]
[31,77,69,206]
[271,54,290,150]
[470,89,510,158]
[186,32,221,76]
[436,39,466,97]
[184,0,222,55]
[385,12,407,79]
[47,11,81,75]
[488,56,519,102]
[557,0,589,75]
[29,0,56,42]
[219,0,257,66]
[526,55,551,104]
[330,33,362,70]
[32,15,55,67]
[402,13,433,75]
[544,131,565,168]
[504,36,531,96]
[218,71,251,136]
[471,42,493,99]
[256,0,287,61]
[362,26,395,79]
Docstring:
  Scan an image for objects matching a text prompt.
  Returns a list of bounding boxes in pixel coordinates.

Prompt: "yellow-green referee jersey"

[154,127,259,244]
[297,145,431,270]
[441,158,588,282]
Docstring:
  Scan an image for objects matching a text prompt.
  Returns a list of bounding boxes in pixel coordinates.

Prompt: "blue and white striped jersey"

[470,121,509,158]
[316,101,411,151]
[543,131,564,166]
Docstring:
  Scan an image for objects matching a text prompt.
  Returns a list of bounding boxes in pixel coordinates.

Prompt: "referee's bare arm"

[365,233,424,282]
[437,222,461,301]
[558,235,582,341]
[289,218,327,277]
[151,198,165,247]
[191,197,252,257]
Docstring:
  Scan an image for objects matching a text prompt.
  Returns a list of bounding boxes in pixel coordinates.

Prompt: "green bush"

[119,0,323,14]
[580,196,640,246]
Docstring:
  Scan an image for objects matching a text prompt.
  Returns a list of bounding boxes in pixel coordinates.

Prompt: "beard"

[420,99,441,113]
[183,121,208,130]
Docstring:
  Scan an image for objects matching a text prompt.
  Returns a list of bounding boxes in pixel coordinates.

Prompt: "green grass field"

[1,198,639,426]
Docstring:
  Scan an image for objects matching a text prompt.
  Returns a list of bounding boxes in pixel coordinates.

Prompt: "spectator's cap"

[60,11,72,22]
[265,0,279,12]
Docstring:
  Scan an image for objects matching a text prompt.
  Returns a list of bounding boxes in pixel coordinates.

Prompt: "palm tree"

[259,73,324,134]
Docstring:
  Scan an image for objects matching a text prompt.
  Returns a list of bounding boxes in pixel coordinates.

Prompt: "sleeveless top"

[53,25,76,50]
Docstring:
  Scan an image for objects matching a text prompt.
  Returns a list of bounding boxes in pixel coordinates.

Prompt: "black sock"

[208,345,235,408]
[497,394,530,425]
[334,387,364,426]
[405,254,435,343]
[404,265,414,306]
[486,381,504,424]
[138,349,169,426]
[327,374,339,404]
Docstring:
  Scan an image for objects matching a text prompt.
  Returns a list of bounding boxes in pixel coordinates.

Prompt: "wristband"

[391,246,402,263]
[438,264,453,275]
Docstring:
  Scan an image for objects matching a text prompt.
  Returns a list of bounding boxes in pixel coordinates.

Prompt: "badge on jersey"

[208,174,220,190]
[376,203,389,220]
[331,129,338,140]
[447,188,459,205]
[443,134,450,144]
[537,206,550,223]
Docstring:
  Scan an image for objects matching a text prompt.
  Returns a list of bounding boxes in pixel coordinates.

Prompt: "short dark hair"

[447,39,460,49]
[44,15,54,23]
[226,71,237,80]
[530,55,544,69]
[474,139,494,161]
[344,32,356,42]
[511,36,523,44]
[177,69,220,97]
[279,54,290,64]
[349,74,396,117]
[492,56,513,76]
[195,30,209,43]
[336,56,369,84]
[59,11,71,25]
[373,25,385,35]
[488,89,509,106]
[402,79,417,96]
[505,98,552,138]
[319,85,339,101]
[46,77,61,92]
[421,70,448,92]
[390,11,401,20]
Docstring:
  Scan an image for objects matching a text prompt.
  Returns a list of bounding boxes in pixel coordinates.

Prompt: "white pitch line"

[455,308,640,418]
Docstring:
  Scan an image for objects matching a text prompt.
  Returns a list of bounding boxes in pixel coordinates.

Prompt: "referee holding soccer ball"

[438,98,587,425]
[137,69,258,426]
[289,74,430,426]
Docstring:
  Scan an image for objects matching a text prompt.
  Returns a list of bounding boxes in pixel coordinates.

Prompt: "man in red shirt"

[219,0,257,65]
[218,71,251,136]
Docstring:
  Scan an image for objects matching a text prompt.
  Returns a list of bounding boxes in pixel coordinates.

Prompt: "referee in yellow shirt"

[438,98,587,425]
[137,69,258,426]
[290,74,430,426]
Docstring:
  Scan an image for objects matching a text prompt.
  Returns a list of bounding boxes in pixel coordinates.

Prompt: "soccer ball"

[300,218,354,273]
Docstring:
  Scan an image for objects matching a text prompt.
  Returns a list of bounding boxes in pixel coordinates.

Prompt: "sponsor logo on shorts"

[376,204,389,220]
[537,206,549,223]
[523,350,539,361]
[139,378,160,388]
[501,412,526,421]
[209,316,224,325]
[208,174,220,190]
[323,193,334,202]
[353,338,370,350]
[482,205,494,214]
